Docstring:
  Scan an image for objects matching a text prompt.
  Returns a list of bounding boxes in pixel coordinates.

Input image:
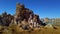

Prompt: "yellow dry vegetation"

[0,25,60,34]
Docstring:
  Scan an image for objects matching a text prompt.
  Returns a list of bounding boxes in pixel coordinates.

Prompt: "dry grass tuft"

[0,25,60,34]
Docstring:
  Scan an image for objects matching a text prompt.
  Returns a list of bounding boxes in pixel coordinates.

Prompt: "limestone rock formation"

[0,3,46,29]
[15,3,33,21]
[0,12,14,26]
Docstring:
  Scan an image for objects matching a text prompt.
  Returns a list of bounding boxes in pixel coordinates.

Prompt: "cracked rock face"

[0,3,45,28]
[16,3,33,21]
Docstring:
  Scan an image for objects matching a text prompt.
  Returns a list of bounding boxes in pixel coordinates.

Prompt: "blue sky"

[0,0,60,18]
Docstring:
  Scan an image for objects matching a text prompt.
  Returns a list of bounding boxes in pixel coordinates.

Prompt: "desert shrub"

[9,24,24,34]
[2,29,12,34]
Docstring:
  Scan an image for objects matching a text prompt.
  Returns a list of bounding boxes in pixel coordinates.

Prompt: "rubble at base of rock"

[0,3,46,30]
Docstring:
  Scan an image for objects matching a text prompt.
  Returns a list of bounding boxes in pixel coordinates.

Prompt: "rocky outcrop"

[15,3,33,21]
[15,3,46,28]
[0,12,14,26]
[0,3,46,29]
